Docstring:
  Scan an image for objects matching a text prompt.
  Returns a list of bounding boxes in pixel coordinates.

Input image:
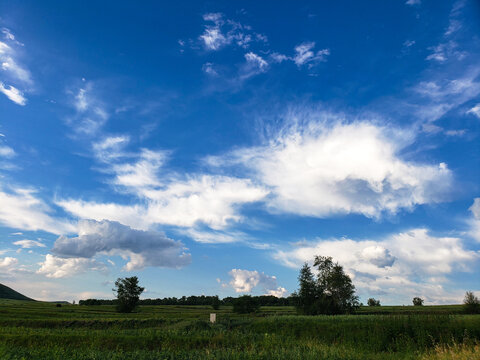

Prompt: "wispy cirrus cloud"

[198,12,266,51]
[0,29,32,105]
[13,239,46,249]
[426,0,467,63]
[66,81,109,136]
[0,185,75,235]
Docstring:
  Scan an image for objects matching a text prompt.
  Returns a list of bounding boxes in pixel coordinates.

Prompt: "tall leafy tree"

[295,256,359,315]
[113,276,145,313]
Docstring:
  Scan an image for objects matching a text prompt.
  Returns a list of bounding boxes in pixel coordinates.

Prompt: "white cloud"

[293,42,330,67]
[0,82,26,105]
[37,254,107,278]
[469,198,480,242]
[200,27,228,51]
[0,40,31,84]
[1,28,23,46]
[403,40,416,48]
[57,175,267,231]
[0,256,18,268]
[406,0,421,5]
[0,186,75,235]
[52,219,191,270]
[426,1,467,62]
[413,68,480,123]
[13,239,46,249]
[210,116,452,218]
[426,41,466,63]
[0,145,15,157]
[244,52,268,71]
[467,104,480,118]
[274,228,478,304]
[270,52,289,63]
[111,149,167,188]
[202,62,218,76]
[227,269,288,297]
[67,83,109,135]
[198,12,266,51]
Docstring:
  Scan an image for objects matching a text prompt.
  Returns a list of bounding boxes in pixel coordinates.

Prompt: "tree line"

[79,294,295,307]
[80,255,480,315]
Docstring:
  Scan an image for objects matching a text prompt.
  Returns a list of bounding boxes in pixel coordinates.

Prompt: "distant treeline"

[79,295,295,306]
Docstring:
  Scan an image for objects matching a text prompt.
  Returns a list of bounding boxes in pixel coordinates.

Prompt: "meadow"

[0,299,479,359]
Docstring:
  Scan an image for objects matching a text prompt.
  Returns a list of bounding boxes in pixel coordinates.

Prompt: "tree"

[211,295,221,310]
[233,295,260,314]
[295,256,359,315]
[463,291,480,314]
[295,263,318,315]
[113,276,144,313]
[367,298,381,306]
[412,297,424,306]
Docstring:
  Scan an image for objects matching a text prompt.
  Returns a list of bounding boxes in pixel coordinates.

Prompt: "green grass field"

[0,299,479,359]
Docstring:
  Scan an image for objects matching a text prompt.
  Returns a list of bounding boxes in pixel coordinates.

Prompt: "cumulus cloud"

[13,239,46,249]
[0,256,18,268]
[208,116,452,218]
[227,269,288,297]
[274,228,478,303]
[52,219,191,270]
[37,254,107,278]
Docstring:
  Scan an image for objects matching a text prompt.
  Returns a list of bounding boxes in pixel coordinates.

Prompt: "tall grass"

[0,300,478,359]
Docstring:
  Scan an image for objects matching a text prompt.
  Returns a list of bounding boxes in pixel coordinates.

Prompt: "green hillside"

[0,283,34,301]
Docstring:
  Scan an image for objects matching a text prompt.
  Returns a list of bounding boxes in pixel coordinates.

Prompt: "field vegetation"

[1,299,479,359]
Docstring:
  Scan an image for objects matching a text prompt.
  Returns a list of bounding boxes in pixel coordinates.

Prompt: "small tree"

[367,298,381,306]
[233,295,260,314]
[463,291,480,314]
[211,295,221,310]
[113,276,145,313]
[412,297,424,306]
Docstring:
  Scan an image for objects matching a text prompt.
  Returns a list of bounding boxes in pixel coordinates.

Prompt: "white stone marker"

[210,313,216,323]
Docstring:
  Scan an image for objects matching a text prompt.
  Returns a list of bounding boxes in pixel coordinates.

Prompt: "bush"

[211,296,220,310]
[233,295,260,314]
[367,298,381,306]
[463,291,480,314]
[413,297,424,306]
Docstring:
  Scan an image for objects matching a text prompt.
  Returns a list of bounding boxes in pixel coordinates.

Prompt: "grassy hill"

[0,283,34,301]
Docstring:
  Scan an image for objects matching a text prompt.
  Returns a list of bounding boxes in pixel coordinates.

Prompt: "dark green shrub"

[413,297,424,306]
[233,295,260,314]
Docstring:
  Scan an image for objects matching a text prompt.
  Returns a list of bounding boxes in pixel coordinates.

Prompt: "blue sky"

[0,0,479,304]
